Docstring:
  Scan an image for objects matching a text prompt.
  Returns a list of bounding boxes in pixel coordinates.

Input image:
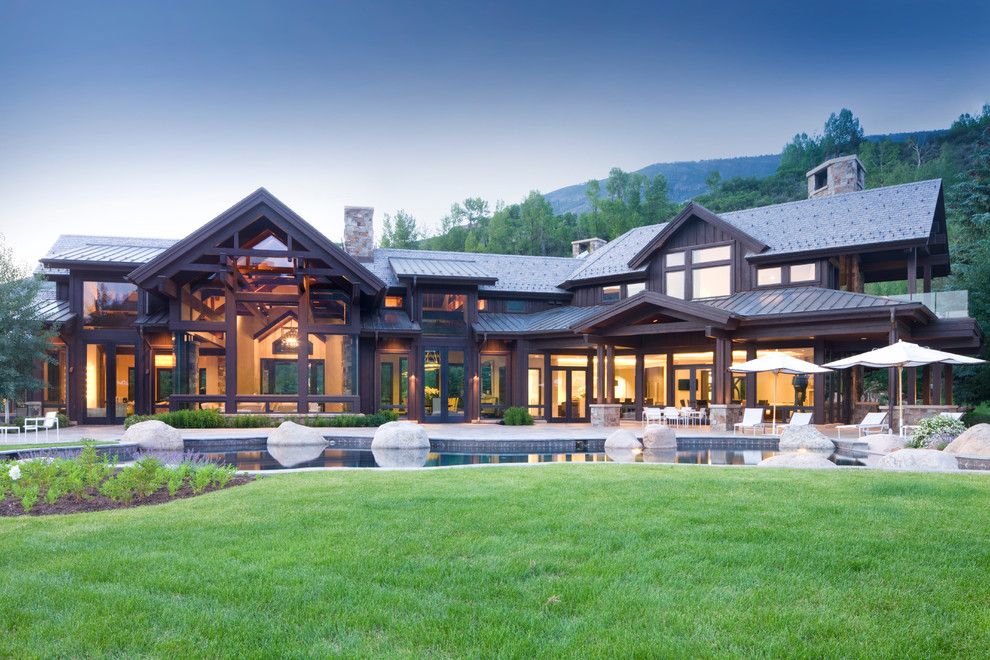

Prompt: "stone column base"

[589,404,621,427]
[708,404,742,433]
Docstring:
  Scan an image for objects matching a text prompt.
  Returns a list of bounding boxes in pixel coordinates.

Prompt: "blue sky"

[1,0,988,264]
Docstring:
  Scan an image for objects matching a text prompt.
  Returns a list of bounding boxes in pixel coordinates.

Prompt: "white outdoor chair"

[734,407,765,435]
[837,412,889,438]
[778,411,812,433]
[643,407,663,427]
[680,406,696,426]
[23,411,60,441]
[939,412,964,421]
[662,407,682,426]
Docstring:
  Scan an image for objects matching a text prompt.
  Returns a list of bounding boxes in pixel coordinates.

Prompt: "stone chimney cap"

[806,154,867,178]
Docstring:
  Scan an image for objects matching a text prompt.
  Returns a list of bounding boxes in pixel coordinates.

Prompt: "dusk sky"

[1,0,988,265]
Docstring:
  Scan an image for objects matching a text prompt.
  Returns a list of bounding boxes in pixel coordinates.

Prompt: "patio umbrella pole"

[772,371,778,434]
[898,364,904,435]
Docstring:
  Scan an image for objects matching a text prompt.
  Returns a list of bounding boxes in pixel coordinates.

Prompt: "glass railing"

[886,290,969,319]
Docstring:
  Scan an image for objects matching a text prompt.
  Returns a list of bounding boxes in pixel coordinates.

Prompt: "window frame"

[756,262,818,288]
[662,241,733,300]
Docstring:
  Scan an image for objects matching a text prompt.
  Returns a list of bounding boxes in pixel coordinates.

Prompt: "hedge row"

[124,408,399,429]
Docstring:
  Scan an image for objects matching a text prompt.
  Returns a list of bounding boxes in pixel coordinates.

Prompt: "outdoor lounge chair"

[837,412,889,438]
[778,411,812,432]
[733,407,765,435]
[23,411,60,441]
[661,406,682,425]
[643,407,663,426]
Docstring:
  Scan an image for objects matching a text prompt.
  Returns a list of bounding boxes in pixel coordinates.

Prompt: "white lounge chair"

[939,412,964,421]
[734,407,765,435]
[23,411,60,441]
[778,411,812,433]
[837,412,889,438]
[661,406,682,426]
[643,407,663,426]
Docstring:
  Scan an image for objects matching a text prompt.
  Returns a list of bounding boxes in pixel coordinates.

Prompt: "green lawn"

[0,439,118,452]
[2,465,989,657]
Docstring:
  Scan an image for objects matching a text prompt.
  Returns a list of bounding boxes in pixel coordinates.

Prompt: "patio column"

[930,364,943,405]
[712,337,732,405]
[905,367,917,405]
[944,365,953,405]
[907,247,918,295]
[606,344,615,404]
[596,344,605,404]
[921,366,931,405]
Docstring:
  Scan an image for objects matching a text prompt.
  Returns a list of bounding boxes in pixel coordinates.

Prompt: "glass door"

[84,343,135,423]
[673,367,712,408]
[549,367,589,422]
[422,348,465,422]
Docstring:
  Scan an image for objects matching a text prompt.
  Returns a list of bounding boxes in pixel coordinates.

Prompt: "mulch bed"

[0,475,256,517]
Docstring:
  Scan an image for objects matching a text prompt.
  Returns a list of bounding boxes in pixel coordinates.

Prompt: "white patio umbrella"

[823,340,985,433]
[729,352,831,433]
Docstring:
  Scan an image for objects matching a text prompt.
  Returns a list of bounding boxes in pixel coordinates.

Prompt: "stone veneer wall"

[343,206,374,261]
[589,404,621,427]
[808,155,866,198]
[708,404,742,432]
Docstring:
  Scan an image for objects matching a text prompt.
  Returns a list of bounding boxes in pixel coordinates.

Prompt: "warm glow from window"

[692,265,731,298]
[758,267,782,286]
[790,263,816,282]
[154,354,176,368]
[384,296,404,308]
[692,245,731,264]
[602,285,621,302]
[477,299,488,311]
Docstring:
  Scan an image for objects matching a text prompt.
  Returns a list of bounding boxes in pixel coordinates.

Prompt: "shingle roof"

[563,223,660,283]
[706,287,906,317]
[473,305,610,334]
[388,256,497,283]
[371,248,579,294]
[564,179,942,284]
[719,179,941,258]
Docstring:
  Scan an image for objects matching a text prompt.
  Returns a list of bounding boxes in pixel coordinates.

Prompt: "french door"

[83,343,136,424]
[673,366,712,408]
[422,348,465,422]
[549,367,589,422]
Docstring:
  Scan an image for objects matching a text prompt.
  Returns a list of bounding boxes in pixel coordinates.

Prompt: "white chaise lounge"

[734,407,765,435]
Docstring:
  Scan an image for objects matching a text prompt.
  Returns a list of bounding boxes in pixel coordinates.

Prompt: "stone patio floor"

[2,421,860,447]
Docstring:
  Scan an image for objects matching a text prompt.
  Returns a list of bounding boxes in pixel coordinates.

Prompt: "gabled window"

[663,244,732,300]
[602,285,621,303]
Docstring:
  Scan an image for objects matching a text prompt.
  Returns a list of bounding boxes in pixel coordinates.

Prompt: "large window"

[692,265,731,299]
[83,282,138,327]
[421,293,467,334]
[644,354,666,406]
[379,354,409,416]
[664,244,732,300]
[527,354,544,418]
[602,285,621,303]
[757,263,817,287]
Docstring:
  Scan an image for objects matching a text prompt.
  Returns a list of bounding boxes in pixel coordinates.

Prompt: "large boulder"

[944,424,990,457]
[371,421,430,449]
[758,452,837,469]
[778,425,835,453]
[642,424,676,450]
[866,433,906,455]
[268,443,326,468]
[267,421,327,446]
[123,420,183,451]
[604,429,641,449]
[372,446,430,468]
[876,448,958,472]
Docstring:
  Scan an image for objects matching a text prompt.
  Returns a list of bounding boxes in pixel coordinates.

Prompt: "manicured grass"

[2,465,989,656]
[0,439,119,452]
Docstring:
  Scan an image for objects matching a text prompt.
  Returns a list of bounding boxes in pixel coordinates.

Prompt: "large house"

[31,155,982,427]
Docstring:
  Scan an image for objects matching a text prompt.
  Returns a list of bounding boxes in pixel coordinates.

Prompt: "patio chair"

[23,411,60,441]
[661,406,682,426]
[939,412,964,421]
[643,407,663,427]
[778,411,812,432]
[836,412,889,438]
[734,407,765,435]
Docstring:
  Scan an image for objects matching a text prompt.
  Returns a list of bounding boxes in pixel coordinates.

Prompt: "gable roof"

[40,235,178,275]
[571,290,739,333]
[627,203,766,269]
[562,179,944,285]
[128,188,386,295]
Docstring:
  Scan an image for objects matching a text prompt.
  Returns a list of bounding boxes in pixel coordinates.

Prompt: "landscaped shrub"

[1,450,239,513]
[907,415,966,449]
[125,409,400,429]
[963,402,990,426]
[502,407,534,426]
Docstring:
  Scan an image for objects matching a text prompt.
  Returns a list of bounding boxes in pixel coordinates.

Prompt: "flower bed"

[1,446,252,517]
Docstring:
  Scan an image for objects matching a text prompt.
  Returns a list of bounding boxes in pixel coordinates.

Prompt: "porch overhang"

[569,291,739,335]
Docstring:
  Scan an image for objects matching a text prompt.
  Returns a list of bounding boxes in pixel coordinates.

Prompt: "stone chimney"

[806,154,866,199]
[571,237,607,258]
[343,206,374,261]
